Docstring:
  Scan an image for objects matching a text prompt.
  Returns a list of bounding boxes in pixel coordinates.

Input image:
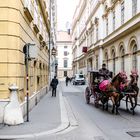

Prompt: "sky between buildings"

[57,0,79,31]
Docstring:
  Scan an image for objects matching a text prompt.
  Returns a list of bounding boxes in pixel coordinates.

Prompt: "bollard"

[4,84,24,125]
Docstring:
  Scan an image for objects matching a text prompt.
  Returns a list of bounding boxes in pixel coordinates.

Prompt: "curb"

[0,90,70,139]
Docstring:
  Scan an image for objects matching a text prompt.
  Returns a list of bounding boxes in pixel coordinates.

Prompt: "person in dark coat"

[65,76,69,86]
[99,63,110,81]
[50,76,59,97]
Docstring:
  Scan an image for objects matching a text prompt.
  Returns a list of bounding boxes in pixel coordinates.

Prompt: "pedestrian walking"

[65,76,69,86]
[50,76,59,97]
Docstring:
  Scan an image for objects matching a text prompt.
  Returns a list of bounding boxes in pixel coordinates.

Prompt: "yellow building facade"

[0,0,49,110]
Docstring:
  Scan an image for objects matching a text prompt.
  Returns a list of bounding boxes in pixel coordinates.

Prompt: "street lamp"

[51,47,57,56]
[23,43,37,122]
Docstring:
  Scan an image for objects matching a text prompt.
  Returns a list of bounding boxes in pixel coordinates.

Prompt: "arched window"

[132,44,137,70]
[105,52,109,68]
[120,46,125,71]
[112,50,116,75]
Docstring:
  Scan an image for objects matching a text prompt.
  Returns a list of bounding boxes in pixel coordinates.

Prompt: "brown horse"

[106,72,127,114]
[124,71,139,115]
[98,72,127,114]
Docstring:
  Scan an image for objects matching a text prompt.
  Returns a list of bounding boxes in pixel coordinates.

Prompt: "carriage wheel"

[85,87,90,104]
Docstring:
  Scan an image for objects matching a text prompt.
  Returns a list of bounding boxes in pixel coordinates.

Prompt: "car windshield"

[79,75,84,78]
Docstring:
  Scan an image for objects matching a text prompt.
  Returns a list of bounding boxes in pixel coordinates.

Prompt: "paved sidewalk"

[0,86,62,137]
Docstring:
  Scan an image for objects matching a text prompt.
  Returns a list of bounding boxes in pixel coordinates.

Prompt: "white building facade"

[72,0,140,85]
[56,31,73,79]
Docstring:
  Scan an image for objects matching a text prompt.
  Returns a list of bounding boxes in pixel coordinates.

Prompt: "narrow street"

[31,81,140,140]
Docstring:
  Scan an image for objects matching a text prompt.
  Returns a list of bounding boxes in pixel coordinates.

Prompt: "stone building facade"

[0,0,50,122]
[72,0,140,85]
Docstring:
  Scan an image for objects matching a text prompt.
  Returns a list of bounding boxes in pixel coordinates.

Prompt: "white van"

[72,74,86,85]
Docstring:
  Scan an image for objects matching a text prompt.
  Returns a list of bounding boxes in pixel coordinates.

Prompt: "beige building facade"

[72,0,140,85]
[0,0,50,122]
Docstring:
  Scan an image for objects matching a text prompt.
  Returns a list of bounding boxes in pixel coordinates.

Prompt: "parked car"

[72,74,86,85]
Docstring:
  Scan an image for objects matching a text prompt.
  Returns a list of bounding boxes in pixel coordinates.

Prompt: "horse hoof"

[130,107,133,111]
[106,108,108,111]
[126,108,129,111]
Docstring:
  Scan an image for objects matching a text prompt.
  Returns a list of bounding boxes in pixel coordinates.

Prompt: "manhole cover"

[127,131,140,137]
[94,136,104,140]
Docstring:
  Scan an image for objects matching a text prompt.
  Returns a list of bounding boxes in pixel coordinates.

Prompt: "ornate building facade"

[0,0,50,122]
[72,0,140,85]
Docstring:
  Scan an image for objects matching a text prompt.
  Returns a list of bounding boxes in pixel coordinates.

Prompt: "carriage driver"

[99,63,110,82]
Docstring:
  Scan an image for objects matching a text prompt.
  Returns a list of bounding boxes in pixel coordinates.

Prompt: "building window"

[64,51,68,56]
[90,30,92,45]
[105,52,109,68]
[132,45,137,70]
[112,50,116,75]
[121,1,125,24]
[120,46,125,71]
[64,71,67,77]
[112,10,115,31]
[64,60,68,68]
[106,18,108,36]
[132,0,137,16]
[91,28,94,44]
[96,25,98,41]
[64,46,67,49]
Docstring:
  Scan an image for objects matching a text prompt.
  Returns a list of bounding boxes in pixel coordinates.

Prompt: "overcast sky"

[57,0,79,31]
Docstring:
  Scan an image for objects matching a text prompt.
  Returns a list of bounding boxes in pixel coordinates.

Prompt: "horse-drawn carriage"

[85,70,139,115]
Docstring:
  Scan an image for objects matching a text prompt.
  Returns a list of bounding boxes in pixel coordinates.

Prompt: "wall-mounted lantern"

[51,47,57,56]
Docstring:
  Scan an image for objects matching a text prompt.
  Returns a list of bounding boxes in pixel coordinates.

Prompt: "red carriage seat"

[99,80,110,91]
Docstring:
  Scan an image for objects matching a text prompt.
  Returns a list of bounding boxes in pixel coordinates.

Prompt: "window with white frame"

[132,0,137,16]
[132,45,137,70]
[64,51,68,56]
[91,28,94,44]
[112,50,116,75]
[64,46,67,49]
[106,17,108,36]
[64,71,67,76]
[64,59,68,68]
[120,46,125,71]
[96,25,98,41]
[90,30,92,45]
[105,52,109,68]
[112,10,115,31]
[121,1,125,24]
